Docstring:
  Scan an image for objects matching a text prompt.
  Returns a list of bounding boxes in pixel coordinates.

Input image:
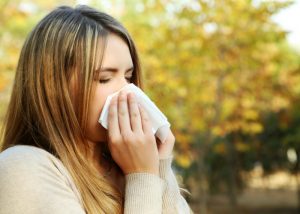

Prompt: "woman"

[0,5,193,214]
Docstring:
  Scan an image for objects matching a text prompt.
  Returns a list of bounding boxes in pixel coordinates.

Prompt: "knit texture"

[0,145,192,214]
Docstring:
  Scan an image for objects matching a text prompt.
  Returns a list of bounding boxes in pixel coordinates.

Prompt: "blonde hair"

[0,5,142,213]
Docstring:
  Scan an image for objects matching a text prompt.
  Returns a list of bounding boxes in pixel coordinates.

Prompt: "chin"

[85,123,108,143]
[96,125,108,143]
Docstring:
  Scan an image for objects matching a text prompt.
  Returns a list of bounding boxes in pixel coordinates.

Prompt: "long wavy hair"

[0,5,142,213]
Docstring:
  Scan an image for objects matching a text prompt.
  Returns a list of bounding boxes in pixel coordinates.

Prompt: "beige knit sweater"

[0,145,192,213]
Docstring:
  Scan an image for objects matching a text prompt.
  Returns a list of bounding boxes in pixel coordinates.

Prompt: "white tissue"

[98,83,171,143]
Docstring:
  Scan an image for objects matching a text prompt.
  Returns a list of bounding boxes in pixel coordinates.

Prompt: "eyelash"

[99,77,132,84]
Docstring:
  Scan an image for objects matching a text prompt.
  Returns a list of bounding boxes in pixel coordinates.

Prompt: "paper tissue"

[98,83,171,143]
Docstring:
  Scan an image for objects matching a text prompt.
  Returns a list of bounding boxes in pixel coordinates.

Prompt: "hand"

[107,91,159,176]
[156,129,175,159]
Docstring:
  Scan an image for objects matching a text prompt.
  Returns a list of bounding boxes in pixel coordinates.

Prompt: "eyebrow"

[99,67,134,73]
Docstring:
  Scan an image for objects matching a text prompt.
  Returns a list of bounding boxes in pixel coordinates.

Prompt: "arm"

[0,146,86,214]
[124,172,165,214]
[159,156,193,214]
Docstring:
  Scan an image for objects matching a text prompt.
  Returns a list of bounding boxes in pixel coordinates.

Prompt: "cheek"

[85,85,112,142]
[89,88,108,125]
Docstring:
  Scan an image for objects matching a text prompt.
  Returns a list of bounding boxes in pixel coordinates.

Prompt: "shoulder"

[0,145,67,180]
[0,145,84,214]
[0,145,53,176]
[0,144,56,165]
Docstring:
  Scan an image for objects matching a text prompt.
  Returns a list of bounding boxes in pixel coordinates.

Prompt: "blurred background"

[1,0,300,213]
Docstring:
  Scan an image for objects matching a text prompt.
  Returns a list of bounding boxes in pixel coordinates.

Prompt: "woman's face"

[85,33,134,143]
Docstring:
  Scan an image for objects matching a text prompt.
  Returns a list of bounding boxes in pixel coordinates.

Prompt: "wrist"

[159,151,174,160]
[159,156,173,179]
[124,168,159,176]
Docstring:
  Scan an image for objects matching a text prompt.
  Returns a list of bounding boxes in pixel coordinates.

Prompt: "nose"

[116,78,129,91]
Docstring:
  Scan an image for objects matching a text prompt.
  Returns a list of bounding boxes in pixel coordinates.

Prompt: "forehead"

[100,33,133,68]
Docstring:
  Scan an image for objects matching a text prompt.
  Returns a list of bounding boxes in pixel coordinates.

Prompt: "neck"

[86,140,125,192]
[86,140,111,175]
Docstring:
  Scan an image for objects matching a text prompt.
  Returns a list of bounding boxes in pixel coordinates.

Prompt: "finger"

[128,92,143,133]
[108,95,121,140]
[155,136,161,144]
[138,103,153,134]
[118,91,132,134]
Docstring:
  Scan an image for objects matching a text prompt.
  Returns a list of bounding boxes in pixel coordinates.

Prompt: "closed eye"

[99,76,132,84]
[99,79,110,83]
[126,77,132,83]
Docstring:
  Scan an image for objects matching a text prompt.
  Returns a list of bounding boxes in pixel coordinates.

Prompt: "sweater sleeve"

[0,146,85,214]
[124,172,165,213]
[159,156,193,214]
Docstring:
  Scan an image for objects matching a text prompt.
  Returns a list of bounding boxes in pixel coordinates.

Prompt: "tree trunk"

[225,137,237,209]
[196,139,209,214]
[296,150,300,212]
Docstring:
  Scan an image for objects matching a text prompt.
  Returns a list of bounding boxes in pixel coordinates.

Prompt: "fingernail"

[113,94,119,100]
[129,92,135,98]
[110,96,116,104]
[119,91,125,98]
